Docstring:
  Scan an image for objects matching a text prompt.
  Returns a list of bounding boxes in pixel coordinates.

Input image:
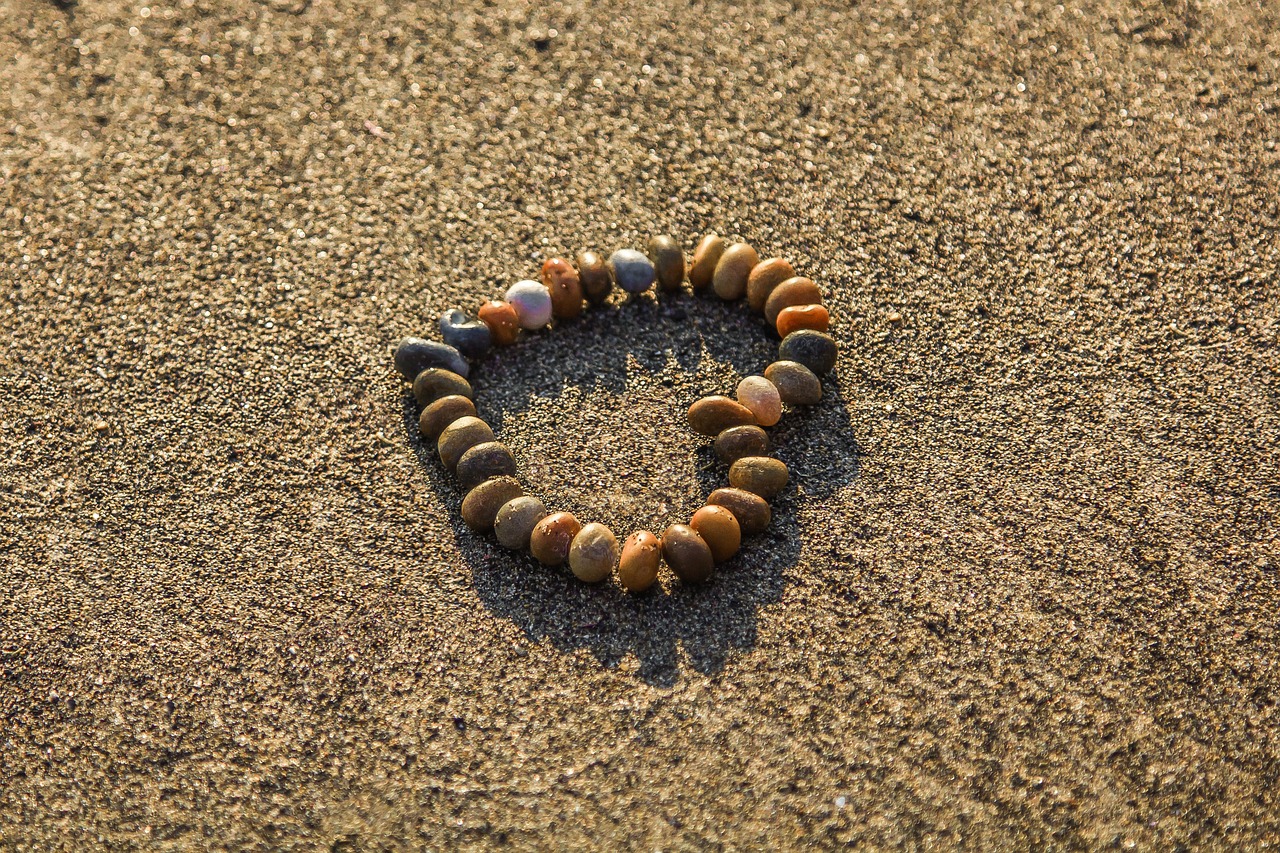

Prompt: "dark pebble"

[763,361,823,406]
[778,330,838,375]
[456,441,518,492]
[661,524,714,584]
[729,456,790,498]
[393,336,470,380]
[437,416,494,472]
[438,309,493,359]
[419,395,477,441]
[461,476,523,532]
[707,488,772,536]
[576,251,613,304]
[412,368,472,406]
[714,425,770,464]
[648,235,686,293]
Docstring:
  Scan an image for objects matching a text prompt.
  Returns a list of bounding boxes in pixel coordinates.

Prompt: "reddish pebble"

[776,304,830,338]
[541,257,584,319]
[689,506,741,563]
[746,258,797,312]
[530,512,581,567]
[618,530,662,592]
[478,300,521,346]
[764,276,823,326]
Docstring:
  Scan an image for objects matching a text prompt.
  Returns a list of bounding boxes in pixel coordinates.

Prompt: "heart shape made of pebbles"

[393,233,839,592]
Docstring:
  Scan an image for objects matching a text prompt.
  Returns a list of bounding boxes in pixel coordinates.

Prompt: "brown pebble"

[618,530,662,593]
[576,250,613,304]
[437,416,494,472]
[764,276,823,326]
[648,235,686,293]
[530,512,582,566]
[763,360,823,406]
[707,488,772,536]
[711,242,759,301]
[714,425,771,464]
[419,395,477,441]
[456,441,518,491]
[887,310,903,324]
[93,420,109,433]
[776,304,830,338]
[461,476,523,532]
[746,257,797,312]
[494,496,548,550]
[413,367,473,406]
[661,524,714,584]
[690,505,741,563]
[478,300,521,346]
[729,456,790,499]
[688,234,725,291]
[568,522,619,583]
[687,395,757,436]
[541,257,583,319]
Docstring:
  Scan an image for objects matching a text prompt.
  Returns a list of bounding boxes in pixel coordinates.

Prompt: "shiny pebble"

[776,304,830,338]
[688,234,725,292]
[478,300,522,346]
[541,258,584,319]
[530,512,582,566]
[714,425,771,464]
[618,530,662,592]
[494,496,548,550]
[707,488,772,536]
[763,360,823,406]
[456,441,518,492]
[576,251,613,304]
[393,336,470,380]
[505,280,553,329]
[735,376,782,427]
[687,395,757,436]
[438,309,493,358]
[437,416,494,472]
[763,277,823,326]
[746,258,797,312]
[729,456,790,498]
[461,476,523,532]
[661,524,714,584]
[711,242,759,301]
[419,395,477,440]
[412,368,472,406]
[609,249,656,294]
[568,522,619,583]
[690,505,741,563]
[779,330,838,375]
[648,235,686,293]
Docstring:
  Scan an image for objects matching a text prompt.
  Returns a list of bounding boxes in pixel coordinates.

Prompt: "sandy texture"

[2,0,1279,848]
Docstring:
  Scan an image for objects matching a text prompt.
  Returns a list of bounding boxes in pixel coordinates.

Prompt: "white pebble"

[505,279,553,329]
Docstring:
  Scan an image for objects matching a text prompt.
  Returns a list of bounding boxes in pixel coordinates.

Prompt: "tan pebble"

[413,367,472,406]
[746,257,797,312]
[568,522,619,583]
[711,242,759,301]
[541,257,584,319]
[648,235,686,293]
[437,416,494,472]
[687,395,757,436]
[764,276,823,326]
[688,234,725,291]
[690,506,741,563]
[661,524,714,584]
[714,425,771,464]
[93,420,109,433]
[494,496,548,550]
[763,361,823,406]
[530,512,581,566]
[618,530,662,592]
[461,476,523,532]
[419,395,477,441]
[707,488,771,536]
[887,311,903,324]
[729,456,790,499]
[735,376,782,427]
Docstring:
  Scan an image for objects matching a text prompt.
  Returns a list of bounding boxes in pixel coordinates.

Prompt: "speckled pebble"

[456,441,518,492]
[412,368,472,406]
[736,376,782,427]
[505,280,553,329]
[776,304,830,338]
[568,522,619,583]
[661,524,714,584]
[690,505,741,563]
[688,395,757,436]
[763,277,823,327]
[618,530,662,593]
[530,512,582,567]
[460,476,523,532]
[478,300,522,346]
[707,488,772,536]
[419,395,478,441]
[609,249,656,294]
[746,257,797,312]
[714,425,771,464]
[647,235,686,293]
[763,361,823,406]
[729,456,790,499]
[779,329,838,375]
[688,234,725,292]
[541,257,583,319]
[438,309,493,359]
[711,242,759,301]
[393,336,470,380]
[576,251,613,304]
[437,415,495,472]
[494,496,548,550]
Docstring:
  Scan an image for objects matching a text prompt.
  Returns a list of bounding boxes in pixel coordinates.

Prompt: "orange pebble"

[776,304,830,338]
[478,300,521,346]
[541,257,584,319]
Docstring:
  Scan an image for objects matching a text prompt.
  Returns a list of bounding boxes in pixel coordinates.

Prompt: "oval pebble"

[729,456,790,499]
[419,395,477,441]
[776,304,830,338]
[494,496,548,550]
[714,425,771,464]
[688,234,725,292]
[764,277,823,327]
[711,242,759,301]
[736,376,782,427]
[661,524,714,584]
[609,249,655,294]
[461,476,523,532]
[763,360,823,406]
[505,280,553,329]
[541,257,583,319]
[456,441,518,492]
[689,505,741,563]
[707,488,771,536]
[576,250,613,304]
[530,512,582,567]
[393,337,470,380]
[779,330,838,375]
[438,309,493,359]
[746,257,797,312]
[648,235,686,293]
[687,396,757,436]
[437,416,494,472]
[618,530,662,592]
[413,368,472,406]
[568,522,619,583]
[478,300,522,346]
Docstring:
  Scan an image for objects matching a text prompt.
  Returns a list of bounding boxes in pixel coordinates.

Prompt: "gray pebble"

[393,336,470,380]
[778,330,837,376]
[438,309,493,359]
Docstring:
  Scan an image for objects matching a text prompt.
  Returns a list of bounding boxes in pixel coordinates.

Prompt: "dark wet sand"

[2,0,1278,847]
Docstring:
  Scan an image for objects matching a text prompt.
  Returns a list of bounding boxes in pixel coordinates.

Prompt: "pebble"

[438,308,493,358]
[541,257,584,319]
[729,456,790,498]
[576,251,613,304]
[707,488,771,536]
[568,522,619,583]
[412,367,472,406]
[689,505,741,563]
[393,336,470,380]
[648,235,686,293]
[530,512,582,567]
[478,300,522,346]
[609,249,655,294]
[494,496,548,550]
[688,234,725,292]
[687,395,757,436]
[746,257,797,312]
[456,441,518,491]
[735,376,782,427]
[661,524,714,584]
[764,360,823,406]
[776,304,830,338]
[887,310,903,324]
[763,277,823,326]
[714,425,771,464]
[505,280,553,329]
[711,242,759,301]
[618,530,662,593]
[779,329,838,375]
[419,395,477,440]
[461,476,523,532]
[437,416,495,472]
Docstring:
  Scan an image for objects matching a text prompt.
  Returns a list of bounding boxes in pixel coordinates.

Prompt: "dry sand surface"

[2,0,1279,848]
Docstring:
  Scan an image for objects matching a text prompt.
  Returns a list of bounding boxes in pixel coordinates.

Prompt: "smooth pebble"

[419,395,477,440]
[711,242,759,301]
[746,258,797,312]
[729,456,790,499]
[764,277,823,326]
[437,416,494,472]
[661,524,714,584]
[530,512,582,567]
[609,249,655,294]
[412,368,472,406]
[494,496,548,550]
[568,523,619,583]
[438,308,492,358]
[618,530,662,592]
[478,300,522,346]
[576,251,613,304]
[763,361,823,406]
[393,337,470,380]
[688,234,725,291]
[687,395,757,436]
[648,235,686,293]
[735,376,782,427]
[541,258,583,319]
[779,330,838,375]
[689,505,741,563]
[505,280,553,329]
[714,425,771,464]
[460,476,523,532]
[456,441,518,492]
[776,304,830,338]
[707,488,771,536]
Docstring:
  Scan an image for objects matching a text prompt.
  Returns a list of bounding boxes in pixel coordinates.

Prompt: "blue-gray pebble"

[438,309,493,359]
[393,336,470,380]
[609,249,656,294]
[778,330,838,375]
